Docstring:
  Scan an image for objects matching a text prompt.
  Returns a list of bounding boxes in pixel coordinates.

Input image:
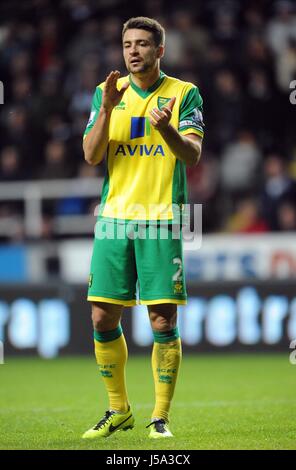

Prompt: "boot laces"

[93,410,115,430]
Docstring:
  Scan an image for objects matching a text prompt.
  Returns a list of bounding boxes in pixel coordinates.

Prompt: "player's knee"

[92,308,108,331]
[149,309,177,331]
[91,302,121,332]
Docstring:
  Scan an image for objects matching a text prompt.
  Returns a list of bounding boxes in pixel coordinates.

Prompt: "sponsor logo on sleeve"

[179,108,204,130]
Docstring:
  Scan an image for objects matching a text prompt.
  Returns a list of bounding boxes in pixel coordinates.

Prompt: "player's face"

[123,29,163,75]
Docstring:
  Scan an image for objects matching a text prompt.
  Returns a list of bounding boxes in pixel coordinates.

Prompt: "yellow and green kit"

[84,71,204,305]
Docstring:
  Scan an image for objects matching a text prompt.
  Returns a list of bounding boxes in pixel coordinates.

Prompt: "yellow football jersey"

[84,71,204,222]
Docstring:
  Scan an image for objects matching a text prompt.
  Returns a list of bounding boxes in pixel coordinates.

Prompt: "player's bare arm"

[83,71,129,166]
[149,97,202,166]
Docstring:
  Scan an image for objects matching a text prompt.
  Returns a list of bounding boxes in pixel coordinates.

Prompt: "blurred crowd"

[0,0,296,239]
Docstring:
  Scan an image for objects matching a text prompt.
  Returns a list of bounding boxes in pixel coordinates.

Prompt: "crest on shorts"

[173,281,183,294]
[88,273,93,288]
[157,97,171,110]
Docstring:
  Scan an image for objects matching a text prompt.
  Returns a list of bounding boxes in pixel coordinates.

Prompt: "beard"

[126,57,155,75]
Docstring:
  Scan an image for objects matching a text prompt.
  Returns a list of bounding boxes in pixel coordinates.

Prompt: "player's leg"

[134,224,185,437]
[147,303,182,438]
[82,301,134,438]
[83,221,136,438]
[92,301,129,413]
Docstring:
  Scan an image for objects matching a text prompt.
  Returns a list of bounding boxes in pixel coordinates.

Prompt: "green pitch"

[0,354,295,450]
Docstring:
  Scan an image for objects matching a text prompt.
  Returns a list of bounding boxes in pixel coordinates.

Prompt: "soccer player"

[82,16,204,439]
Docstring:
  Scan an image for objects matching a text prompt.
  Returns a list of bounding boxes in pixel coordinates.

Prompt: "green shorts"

[87,220,187,306]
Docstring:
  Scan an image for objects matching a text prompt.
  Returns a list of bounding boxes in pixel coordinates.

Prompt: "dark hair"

[122,17,165,47]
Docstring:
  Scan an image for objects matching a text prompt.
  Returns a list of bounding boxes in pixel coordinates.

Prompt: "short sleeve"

[179,86,205,138]
[83,86,103,139]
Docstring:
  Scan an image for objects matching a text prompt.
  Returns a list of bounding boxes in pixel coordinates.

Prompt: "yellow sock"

[151,328,182,422]
[94,325,129,413]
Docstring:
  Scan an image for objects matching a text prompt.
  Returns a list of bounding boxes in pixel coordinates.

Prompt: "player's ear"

[157,45,165,59]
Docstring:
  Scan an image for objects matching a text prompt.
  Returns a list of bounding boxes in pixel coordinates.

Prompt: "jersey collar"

[129,70,166,98]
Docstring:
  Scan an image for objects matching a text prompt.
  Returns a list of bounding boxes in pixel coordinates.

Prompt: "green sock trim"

[94,325,123,343]
[153,327,180,343]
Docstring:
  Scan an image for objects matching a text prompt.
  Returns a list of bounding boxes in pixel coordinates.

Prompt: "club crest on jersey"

[157,97,171,110]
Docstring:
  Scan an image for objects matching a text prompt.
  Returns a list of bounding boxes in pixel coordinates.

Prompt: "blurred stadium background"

[0,0,296,450]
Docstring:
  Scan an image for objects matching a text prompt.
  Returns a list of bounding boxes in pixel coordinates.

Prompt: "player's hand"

[149,97,176,130]
[102,70,129,111]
